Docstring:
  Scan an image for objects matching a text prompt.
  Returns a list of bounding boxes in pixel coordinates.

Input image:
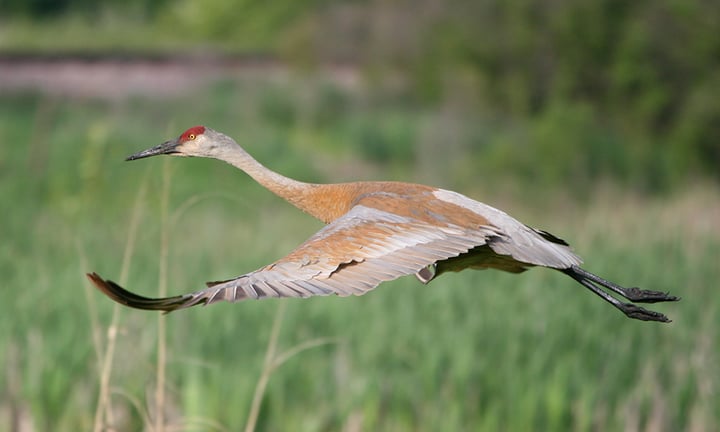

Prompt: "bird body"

[88,126,678,322]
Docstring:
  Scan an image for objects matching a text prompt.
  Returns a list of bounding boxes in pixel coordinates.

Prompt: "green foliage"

[157,0,322,49]
[0,85,718,431]
[343,112,416,164]
[0,0,719,427]
[1,0,718,189]
[338,0,720,189]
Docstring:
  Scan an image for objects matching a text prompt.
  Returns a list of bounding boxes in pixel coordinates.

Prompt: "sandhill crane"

[87,126,678,322]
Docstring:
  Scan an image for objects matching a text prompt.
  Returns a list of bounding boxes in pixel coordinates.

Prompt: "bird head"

[126,126,233,161]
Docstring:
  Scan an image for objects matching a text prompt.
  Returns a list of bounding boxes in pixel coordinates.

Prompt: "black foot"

[621,287,680,304]
[620,303,671,323]
[562,266,677,323]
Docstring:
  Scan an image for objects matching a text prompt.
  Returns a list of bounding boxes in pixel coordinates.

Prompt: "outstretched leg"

[562,265,679,323]
[570,266,679,304]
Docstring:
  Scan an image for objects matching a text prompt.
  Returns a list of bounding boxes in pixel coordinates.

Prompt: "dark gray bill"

[125,138,180,161]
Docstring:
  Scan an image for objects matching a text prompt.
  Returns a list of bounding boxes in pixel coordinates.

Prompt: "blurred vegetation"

[1,0,719,430]
[0,85,717,431]
[1,0,719,193]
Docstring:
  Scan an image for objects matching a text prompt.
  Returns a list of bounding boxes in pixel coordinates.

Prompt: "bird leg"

[562,265,679,323]
[569,266,679,303]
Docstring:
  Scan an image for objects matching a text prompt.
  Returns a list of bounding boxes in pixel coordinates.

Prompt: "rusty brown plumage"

[87,126,679,322]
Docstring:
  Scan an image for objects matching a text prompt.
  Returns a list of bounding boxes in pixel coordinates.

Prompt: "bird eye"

[188,134,196,140]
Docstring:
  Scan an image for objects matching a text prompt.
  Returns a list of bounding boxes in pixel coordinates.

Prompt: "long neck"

[218,142,331,219]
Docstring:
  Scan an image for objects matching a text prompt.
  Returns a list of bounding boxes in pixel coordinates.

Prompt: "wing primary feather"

[86,272,193,312]
[89,205,494,310]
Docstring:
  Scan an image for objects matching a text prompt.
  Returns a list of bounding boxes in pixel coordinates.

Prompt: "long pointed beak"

[126,138,181,161]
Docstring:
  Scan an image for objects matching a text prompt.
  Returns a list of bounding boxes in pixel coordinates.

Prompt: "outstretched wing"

[88,204,495,312]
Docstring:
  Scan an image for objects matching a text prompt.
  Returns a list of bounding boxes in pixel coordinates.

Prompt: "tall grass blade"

[92,170,149,432]
[244,300,287,432]
[154,158,172,432]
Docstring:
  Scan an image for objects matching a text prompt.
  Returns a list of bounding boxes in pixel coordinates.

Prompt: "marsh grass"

[0,87,717,431]
[81,171,720,431]
[90,169,148,432]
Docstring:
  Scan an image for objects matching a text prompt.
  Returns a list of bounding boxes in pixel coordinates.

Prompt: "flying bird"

[87,126,678,322]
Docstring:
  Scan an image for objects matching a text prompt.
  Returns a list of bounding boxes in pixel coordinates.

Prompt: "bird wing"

[181,204,496,306]
[88,204,494,311]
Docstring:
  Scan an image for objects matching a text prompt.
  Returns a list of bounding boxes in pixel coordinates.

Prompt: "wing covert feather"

[178,205,494,308]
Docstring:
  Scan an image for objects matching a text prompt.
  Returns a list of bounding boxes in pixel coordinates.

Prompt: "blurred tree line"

[286,0,720,191]
[2,0,718,191]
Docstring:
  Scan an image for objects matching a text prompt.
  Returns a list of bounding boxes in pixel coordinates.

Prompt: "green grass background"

[1,78,718,431]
